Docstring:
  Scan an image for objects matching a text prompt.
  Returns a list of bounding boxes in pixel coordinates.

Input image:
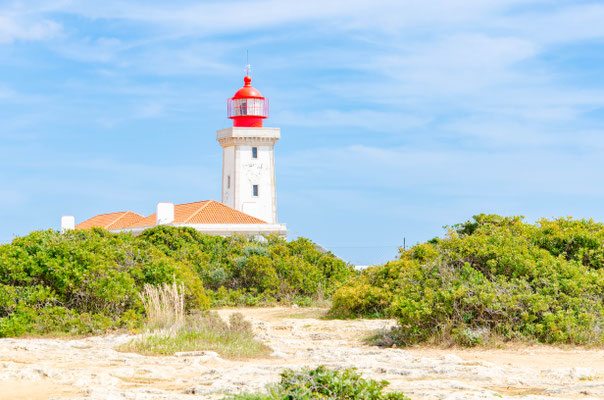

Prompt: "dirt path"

[0,307,603,400]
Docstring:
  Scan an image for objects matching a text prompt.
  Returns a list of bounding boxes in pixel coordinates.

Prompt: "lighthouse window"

[228,98,267,118]
[252,147,258,159]
[253,185,259,197]
[227,176,231,189]
[240,99,247,115]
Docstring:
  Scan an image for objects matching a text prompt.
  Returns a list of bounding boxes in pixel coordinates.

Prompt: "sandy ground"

[0,307,603,400]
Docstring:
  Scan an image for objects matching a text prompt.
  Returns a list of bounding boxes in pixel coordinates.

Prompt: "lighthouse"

[216,72,280,224]
[62,67,286,237]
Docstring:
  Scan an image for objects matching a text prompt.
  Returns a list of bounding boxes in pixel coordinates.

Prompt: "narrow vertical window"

[227,176,231,189]
[253,185,259,197]
[240,99,247,115]
[252,147,258,159]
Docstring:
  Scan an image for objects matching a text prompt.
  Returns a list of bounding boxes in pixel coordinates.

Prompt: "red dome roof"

[227,74,269,127]
[232,76,264,99]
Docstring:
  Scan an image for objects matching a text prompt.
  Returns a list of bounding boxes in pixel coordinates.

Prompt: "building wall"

[112,222,288,237]
[234,144,276,223]
[222,145,235,208]
[217,127,280,224]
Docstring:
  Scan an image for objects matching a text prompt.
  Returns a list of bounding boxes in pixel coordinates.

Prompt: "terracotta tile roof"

[186,200,267,224]
[128,212,159,228]
[128,200,267,228]
[75,211,145,230]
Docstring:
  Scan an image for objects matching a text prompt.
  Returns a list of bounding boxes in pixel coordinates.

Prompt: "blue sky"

[1,1,604,265]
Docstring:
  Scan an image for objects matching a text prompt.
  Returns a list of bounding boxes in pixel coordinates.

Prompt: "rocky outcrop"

[0,307,602,400]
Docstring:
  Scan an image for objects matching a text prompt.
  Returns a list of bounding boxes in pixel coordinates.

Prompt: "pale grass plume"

[122,280,270,358]
[138,280,185,330]
[118,311,271,358]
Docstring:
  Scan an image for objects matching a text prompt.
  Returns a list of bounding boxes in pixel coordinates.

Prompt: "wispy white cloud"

[367,34,539,95]
[0,188,26,207]
[274,109,429,131]
[0,85,16,98]
[1,149,221,218]
[33,0,498,33]
[280,142,604,197]
[50,36,124,63]
[0,13,60,44]
[501,3,604,45]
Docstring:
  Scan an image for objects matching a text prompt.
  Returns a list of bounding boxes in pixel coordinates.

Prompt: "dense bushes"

[331,215,604,346]
[0,226,354,336]
[138,227,354,305]
[231,366,410,400]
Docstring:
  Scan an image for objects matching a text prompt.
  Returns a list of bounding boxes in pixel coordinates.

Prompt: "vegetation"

[119,282,268,358]
[119,312,270,358]
[0,226,354,337]
[331,215,604,346]
[138,281,185,330]
[229,366,410,400]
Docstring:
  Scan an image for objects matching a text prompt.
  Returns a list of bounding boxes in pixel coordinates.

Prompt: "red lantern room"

[227,75,269,127]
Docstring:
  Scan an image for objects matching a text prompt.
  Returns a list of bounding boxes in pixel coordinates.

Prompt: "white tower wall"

[217,127,279,224]
[222,145,235,208]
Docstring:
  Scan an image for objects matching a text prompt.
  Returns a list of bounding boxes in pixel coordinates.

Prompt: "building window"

[253,184,259,197]
[239,99,247,116]
[227,175,231,189]
[252,147,258,159]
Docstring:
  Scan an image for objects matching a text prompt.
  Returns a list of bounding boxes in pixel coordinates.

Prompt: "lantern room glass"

[228,98,269,118]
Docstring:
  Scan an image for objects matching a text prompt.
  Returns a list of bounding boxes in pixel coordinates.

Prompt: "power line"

[325,245,400,249]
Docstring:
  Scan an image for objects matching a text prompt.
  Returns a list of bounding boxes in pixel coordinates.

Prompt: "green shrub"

[0,226,354,337]
[0,304,117,336]
[331,215,604,346]
[139,228,356,306]
[230,366,410,400]
[330,280,390,318]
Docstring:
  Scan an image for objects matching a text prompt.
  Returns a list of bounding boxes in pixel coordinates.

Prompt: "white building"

[64,73,287,237]
[217,127,280,224]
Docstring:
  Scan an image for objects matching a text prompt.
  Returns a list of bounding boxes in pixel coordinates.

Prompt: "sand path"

[0,307,603,400]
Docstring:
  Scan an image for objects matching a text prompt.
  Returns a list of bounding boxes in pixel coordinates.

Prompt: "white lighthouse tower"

[216,72,280,224]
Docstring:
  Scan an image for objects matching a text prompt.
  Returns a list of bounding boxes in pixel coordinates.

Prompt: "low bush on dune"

[230,366,411,400]
[0,228,188,337]
[140,226,354,306]
[330,214,604,346]
[0,226,355,337]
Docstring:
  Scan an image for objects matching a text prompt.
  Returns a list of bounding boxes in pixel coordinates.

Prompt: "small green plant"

[229,366,410,400]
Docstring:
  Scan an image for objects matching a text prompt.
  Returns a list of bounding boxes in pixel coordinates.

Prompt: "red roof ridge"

[106,211,130,229]
[127,213,156,228]
[89,211,129,217]
[75,210,144,230]
[176,200,209,206]
[182,200,211,224]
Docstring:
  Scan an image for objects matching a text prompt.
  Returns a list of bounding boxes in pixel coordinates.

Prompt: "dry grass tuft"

[139,281,184,330]
[120,282,269,359]
[118,312,270,359]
